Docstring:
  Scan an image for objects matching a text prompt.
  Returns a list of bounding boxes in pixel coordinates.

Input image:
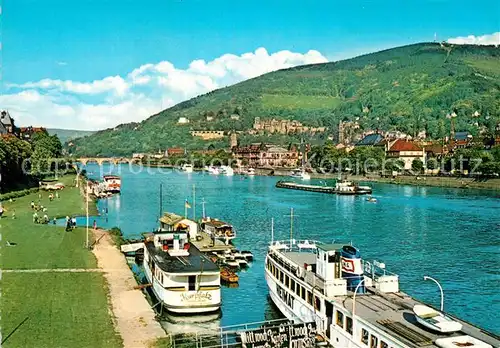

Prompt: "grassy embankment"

[1,174,122,348]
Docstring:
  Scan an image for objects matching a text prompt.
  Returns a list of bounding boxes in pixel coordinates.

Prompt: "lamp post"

[351,278,366,346]
[424,275,444,311]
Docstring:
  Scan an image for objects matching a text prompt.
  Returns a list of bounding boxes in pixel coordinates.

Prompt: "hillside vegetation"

[48,128,95,144]
[69,43,500,156]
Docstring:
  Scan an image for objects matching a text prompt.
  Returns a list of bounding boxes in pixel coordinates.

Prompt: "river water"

[79,163,500,334]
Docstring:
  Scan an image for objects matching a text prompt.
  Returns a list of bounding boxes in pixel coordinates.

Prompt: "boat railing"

[269,239,324,252]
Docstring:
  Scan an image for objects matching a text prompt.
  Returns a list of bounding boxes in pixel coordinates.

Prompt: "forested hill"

[69,43,500,156]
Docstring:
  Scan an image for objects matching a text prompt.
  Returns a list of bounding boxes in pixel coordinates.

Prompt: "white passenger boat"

[220,166,234,176]
[143,212,221,314]
[207,166,220,175]
[290,168,311,180]
[265,238,499,348]
[103,175,121,193]
[181,163,194,173]
[413,305,462,333]
[246,168,256,176]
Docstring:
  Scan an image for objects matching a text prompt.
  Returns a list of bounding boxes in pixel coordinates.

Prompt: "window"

[188,275,196,291]
[380,341,388,348]
[307,291,313,305]
[336,311,344,328]
[314,296,321,311]
[301,287,306,300]
[361,329,369,345]
[346,317,353,334]
[284,274,289,287]
[370,335,378,348]
[279,270,284,283]
[291,279,296,292]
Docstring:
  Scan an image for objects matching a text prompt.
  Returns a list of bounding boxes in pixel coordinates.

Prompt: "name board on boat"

[180,291,212,303]
[240,322,316,348]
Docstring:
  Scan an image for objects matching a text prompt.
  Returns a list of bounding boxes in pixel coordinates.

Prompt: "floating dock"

[276,180,372,195]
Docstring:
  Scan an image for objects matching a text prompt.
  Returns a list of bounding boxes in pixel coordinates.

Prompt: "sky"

[0,0,499,130]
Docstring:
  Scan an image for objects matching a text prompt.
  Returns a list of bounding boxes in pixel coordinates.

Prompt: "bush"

[108,227,125,247]
[0,187,39,201]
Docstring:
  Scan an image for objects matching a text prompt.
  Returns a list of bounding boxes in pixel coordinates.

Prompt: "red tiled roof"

[388,139,422,152]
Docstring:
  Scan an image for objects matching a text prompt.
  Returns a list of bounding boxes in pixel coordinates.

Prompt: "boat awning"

[159,212,184,226]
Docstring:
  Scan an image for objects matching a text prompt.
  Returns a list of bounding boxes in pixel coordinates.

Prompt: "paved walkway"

[92,230,167,348]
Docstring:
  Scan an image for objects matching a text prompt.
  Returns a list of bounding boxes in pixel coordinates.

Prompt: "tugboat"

[200,217,236,245]
[181,163,194,173]
[290,168,311,181]
[265,232,499,347]
[143,212,221,314]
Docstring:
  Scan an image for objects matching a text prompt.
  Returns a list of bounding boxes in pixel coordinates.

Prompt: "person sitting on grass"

[31,201,35,209]
[12,210,16,219]
[43,214,49,224]
[33,212,39,223]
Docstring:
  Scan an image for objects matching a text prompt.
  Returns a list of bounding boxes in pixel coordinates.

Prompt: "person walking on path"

[12,209,16,219]
[93,220,97,230]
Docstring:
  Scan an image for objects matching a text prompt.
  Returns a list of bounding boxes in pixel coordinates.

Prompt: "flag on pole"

[185,200,191,209]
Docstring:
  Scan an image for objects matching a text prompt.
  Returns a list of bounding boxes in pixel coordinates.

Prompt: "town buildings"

[232,143,300,168]
[252,117,326,135]
[386,139,426,170]
[190,130,225,140]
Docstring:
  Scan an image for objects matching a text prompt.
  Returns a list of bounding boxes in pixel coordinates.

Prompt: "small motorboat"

[435,335,492,348]
[241,250,254,261]
[238,259,249,267]
[225,260,240,269]
[233,250,245,260]
[413,305,463,333]
[220,268,239,283]
[366,196,377,203]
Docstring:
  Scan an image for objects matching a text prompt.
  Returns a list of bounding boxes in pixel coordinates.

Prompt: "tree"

[412,159,424,174]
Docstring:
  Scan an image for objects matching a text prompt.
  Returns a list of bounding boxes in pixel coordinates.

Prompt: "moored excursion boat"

[246,168,256,176]
[265,238,498,348]
[181,163,194,173]
[143,212,221,314]
[290,168,311,180]
[103,175,121,193]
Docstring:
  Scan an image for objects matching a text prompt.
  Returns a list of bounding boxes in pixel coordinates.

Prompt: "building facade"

[233,143,299,168]
[253,117,326,135]
[386,139,426,170]
[190,130,225,140]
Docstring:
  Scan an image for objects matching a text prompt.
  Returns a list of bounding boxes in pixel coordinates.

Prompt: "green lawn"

[1,175,122,348]
[1,175,96,269]
[261,94,341,109]
[2,273,122,348]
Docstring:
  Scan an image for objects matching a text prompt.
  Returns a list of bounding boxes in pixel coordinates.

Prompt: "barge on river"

[143,212,221,314]
[276,180,372,195]
[265,239,498,348]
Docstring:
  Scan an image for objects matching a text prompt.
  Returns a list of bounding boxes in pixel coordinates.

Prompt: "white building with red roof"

[386,139,426,170]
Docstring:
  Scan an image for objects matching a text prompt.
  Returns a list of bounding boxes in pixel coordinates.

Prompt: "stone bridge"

[77,157,138,166]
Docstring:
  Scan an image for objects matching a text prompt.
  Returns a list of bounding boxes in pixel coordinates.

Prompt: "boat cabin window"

[328,253,336,263]
[284,274,289,287]
[279,270,284,283]
[314,296,321,311]
[188,275,196,291]
[346,316,353,334]
[336,310,344,328]
[301,286,306,301]
[307,291,313,306]
[380,340,388,348]
[361,329,369,345]
[370,334,378,348]
[290,279,296,292]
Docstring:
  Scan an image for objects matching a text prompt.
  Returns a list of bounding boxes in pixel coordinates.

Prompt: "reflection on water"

[80,163,500,334]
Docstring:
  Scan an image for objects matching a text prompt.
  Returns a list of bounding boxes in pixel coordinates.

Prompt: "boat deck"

[190,231,235,253]
[330,287,499,348]
[145,241,220,274]
[282,251,317,266]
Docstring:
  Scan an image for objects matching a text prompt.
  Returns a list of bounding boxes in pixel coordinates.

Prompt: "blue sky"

[1,0,499,129]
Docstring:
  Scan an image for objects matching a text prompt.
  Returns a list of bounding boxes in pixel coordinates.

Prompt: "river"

[78,163,500,334]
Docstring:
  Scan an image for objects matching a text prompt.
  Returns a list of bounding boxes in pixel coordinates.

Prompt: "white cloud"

[1,47,328,131]
[447,32,500,46]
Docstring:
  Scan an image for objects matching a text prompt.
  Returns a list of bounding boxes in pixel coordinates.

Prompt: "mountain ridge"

[68,42,500,156]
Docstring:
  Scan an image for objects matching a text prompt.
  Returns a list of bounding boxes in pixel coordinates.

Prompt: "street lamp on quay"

[423,275,444,311]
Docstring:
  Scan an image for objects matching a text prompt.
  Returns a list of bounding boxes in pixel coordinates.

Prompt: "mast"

[192,184,196,221]
[159,183,163,219]
[202,198,206,219]
[290,208,294,248]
